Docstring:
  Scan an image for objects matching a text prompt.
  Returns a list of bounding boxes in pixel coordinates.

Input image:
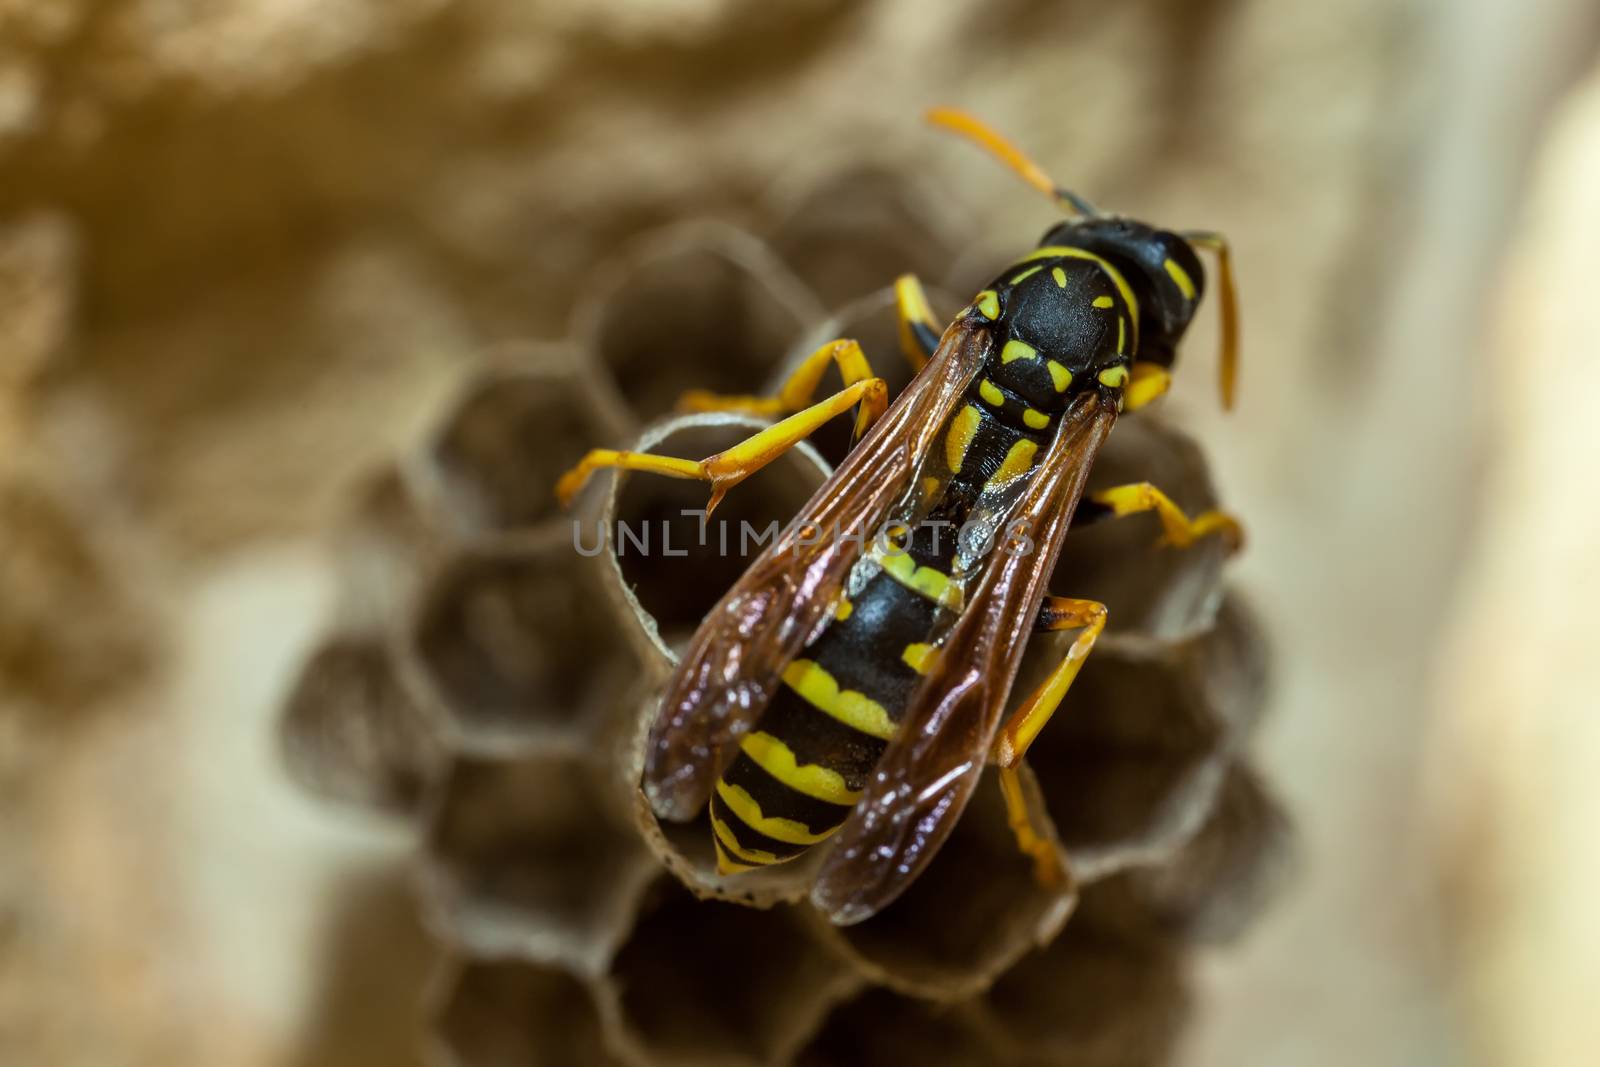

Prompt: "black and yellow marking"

[710,545,954,872]
[1097,365,1129,388]
[978,377,1051,430]
[901,642,939,674]
[873,547,962,612]
[894,274,942,370]
[1000,339,1038,364]
[1163,257,1198,300]
[1012,244,1141,342]
[567,109,1250,897]
[782,659,898,741]
[945,404,982,473]
[987,437,1039,487]
[739,731,862,804]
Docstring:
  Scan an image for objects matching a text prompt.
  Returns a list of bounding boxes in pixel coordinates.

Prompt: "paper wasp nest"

[282,173,1287,1067]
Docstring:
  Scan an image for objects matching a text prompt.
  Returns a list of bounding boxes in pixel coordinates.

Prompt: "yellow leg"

[678,337,881,440]
[999,768,1063,887]
[894,273,941,372]
[556,375,887,514]
[1091,482,1244,552]
[994,595,1107,885]
[1123,362,1171,412]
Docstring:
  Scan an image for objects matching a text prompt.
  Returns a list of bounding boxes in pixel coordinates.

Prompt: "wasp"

[556,109,1242,924]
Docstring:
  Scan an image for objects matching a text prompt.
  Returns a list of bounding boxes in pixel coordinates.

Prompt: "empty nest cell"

[1011,637,1225,880]
[421,752,656,971]
[1052,416,1231,640]
[574,221,821,424]
[412,534,635,751]
[429,957,622,1067]
[279,636,441,815]
[603,882,857,1067]
[792,987,997,1067]
[422,353,632,535]
[767,167,960,310]
[978,875,1191,1067]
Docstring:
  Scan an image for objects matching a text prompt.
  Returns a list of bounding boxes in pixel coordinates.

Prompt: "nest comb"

[281,171,1289,1067]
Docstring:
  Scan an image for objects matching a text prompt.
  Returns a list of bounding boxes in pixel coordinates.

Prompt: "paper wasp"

[557,109,1242,924]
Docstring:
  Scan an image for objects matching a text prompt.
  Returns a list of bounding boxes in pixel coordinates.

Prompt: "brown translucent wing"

[811,392,1118,924]
[642,322,993,821]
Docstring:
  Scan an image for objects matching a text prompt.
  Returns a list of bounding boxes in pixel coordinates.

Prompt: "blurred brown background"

[4,1,1600,1065]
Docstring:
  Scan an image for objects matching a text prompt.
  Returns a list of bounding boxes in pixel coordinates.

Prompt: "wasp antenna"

[1183,230,1239,410]
[925,107,1095,217]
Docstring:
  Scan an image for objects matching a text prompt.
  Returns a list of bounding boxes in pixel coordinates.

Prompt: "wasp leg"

[1123,362,1172,412]
[893,273,941,372]
[556,374,888,515]
[993,595,1107,885]
[1084,481,1244,551]
[678,337,881,439]
[1183,231,1240,409]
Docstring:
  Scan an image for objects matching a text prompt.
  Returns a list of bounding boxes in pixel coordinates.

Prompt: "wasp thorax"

[1040,216,1207,369]
[972,247,1136,416]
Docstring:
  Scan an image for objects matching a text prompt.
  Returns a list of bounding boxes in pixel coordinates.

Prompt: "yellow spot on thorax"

[1017,246,1141,349]
[988,438,1039,487]
[1163,257,1198,300]
[946,404,981,472]
[1098,365,1129,388]
[740,731,862,805]
[920,476,941,498]
[978,379,1005,407]
[1047,360,1072,392]
[1022,408,1051,430]
[1051,266,1068,288]
[782,659,898,740]
[1001,339,1037,364]
[1117,316,1126,353]
[833,597,853,621]
[1093,295,1115,309]
[975,290,1000,319]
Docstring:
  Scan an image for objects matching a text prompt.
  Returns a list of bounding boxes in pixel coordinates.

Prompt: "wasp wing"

[811,392,1118,924]
[642,321,993,822]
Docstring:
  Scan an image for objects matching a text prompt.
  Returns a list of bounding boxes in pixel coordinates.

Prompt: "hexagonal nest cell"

[282,180,1285,1067]
[601,412,832,651]
[412,533,640,753]
[977,875,1192,1067]
[420,350,633,536]
[602,881,858,1067]
[574,221,822,424]
[280,635,441,814]
[429,957,622,1067]
[420,752,657,971]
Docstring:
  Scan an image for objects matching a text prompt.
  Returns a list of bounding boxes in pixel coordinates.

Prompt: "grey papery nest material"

[281,172,1288,1067]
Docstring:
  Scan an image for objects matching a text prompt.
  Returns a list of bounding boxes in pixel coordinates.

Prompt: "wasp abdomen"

[710,560,951,873]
